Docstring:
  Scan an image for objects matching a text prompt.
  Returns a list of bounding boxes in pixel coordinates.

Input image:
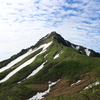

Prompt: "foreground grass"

[2,84,100,100]
[2,89,100,100]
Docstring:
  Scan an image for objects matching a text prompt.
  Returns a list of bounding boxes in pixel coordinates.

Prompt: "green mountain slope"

[0,32,100,100]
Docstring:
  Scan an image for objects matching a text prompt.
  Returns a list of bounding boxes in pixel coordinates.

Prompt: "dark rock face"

[49,32,71,47]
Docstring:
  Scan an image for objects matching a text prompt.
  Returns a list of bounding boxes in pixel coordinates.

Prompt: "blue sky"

[0,0,100,61]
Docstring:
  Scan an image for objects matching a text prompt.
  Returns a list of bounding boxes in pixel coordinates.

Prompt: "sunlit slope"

[0,32,100,100]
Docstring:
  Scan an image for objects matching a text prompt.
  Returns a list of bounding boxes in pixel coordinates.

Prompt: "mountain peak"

[43,31,60,39]
[48,31,71,47]
[0,31,100,100]
[36,31,65,45]
[50,31,58,35]
[40,32,100,57]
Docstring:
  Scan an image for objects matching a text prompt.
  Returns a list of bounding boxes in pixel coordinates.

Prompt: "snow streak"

[84,49,91,56]
[0,49,33,73]
[29,79,60,100]
[18,62,45,83]
[71,80,81,86]
[0,42,52,83]
[84,81,100,90]
[54,54,59,59]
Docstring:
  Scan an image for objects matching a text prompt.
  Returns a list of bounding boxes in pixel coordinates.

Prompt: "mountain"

[0,31,100,100]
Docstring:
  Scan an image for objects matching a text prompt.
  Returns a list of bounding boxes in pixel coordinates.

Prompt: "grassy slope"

[0,39,100,100]
[44,83,100,100]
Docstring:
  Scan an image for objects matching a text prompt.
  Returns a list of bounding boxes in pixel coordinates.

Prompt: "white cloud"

[0,0,100,61]
[0,0,31,4]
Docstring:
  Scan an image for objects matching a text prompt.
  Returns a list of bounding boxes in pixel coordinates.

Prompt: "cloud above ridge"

[0,0,100,61]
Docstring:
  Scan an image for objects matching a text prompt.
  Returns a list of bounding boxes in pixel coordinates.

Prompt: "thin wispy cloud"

[0,0,100,61]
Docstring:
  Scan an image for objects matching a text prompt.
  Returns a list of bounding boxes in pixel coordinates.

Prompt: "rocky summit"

[0,31,100,100]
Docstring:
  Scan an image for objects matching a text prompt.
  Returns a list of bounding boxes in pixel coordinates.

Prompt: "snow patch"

[18,62,45,83]
[29,79,60,100]
[53,50,63,59]
[41,41,52,51]
[84,49,91,56]
[0,49,33,73]
[0,55,37,83]
[80,51,83,53]
[43,34,50,40]
[0,42,52,73]
[71,45,80,50]
[0,42,52,83]
[84,81,100,90]
[54,54,59,59]
[71,44,76,49]
[29,63,45,79]
[27,63,45,78]
[76,46,80,50]
[44,54,48,58]
[71,80,81,86]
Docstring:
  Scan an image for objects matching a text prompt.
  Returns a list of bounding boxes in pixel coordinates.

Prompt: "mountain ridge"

[26,31,100,58]
[0,31,100,100]
[0,31,100,68]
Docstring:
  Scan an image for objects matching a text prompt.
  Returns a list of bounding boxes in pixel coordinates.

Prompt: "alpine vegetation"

[0,31,100,100]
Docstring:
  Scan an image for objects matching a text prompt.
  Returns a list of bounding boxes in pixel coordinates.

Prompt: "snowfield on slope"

[29,79,60,100]
[0,49,33,73]
[71,80,81,86]
[26,62,45,79]
[84,81,100,90]
[53,54,59,59]
[84,49,91,56]
[0,42,52,73]
[53,50,63,59]
[76,46,80,50]
[18,62,45,83]
[71,44,80,50]
[71,44,76,49]
[0,42,52,83]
